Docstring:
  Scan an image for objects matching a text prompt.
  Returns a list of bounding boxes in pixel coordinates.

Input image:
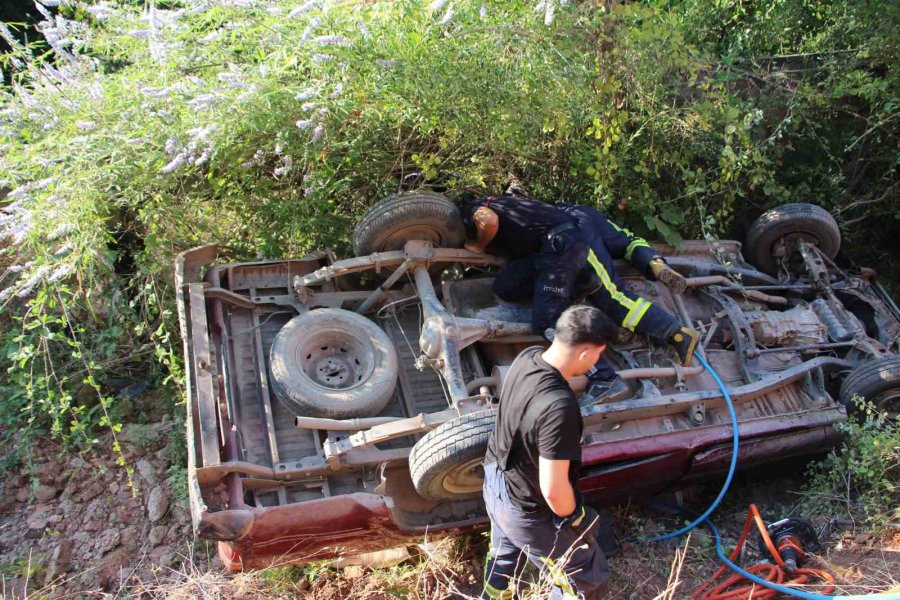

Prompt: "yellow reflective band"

[540,556,577,598]
[587,249,635,312]
[609,220,635,237]
[624,238,651,261]
[483,581,514,600]
[623,298,651,331]
[607,220,651,260]
[483,533,514,600]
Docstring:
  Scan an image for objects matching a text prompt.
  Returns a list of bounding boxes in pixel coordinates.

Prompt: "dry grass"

[126,536,482,600]
[2,513,896,599]
[651,532,692,600]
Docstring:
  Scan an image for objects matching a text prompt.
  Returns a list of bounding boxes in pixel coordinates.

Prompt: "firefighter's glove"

[649,258,687,295]
[670,326,700,366]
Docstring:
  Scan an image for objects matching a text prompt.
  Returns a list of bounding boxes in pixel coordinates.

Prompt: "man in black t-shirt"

[481,305,614,600]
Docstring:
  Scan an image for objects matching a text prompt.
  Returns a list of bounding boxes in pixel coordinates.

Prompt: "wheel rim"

[441,457,485,495]
[380,224,446,252]
[872,389,900,420]
[293,328,375,392]
[770,231,824,273]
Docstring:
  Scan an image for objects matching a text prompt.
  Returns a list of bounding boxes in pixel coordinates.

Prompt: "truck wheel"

[839,356,900,420]
[746,203,841,276]
[409,410,495,501]
[353,191,466,257]
[269,309,398,419]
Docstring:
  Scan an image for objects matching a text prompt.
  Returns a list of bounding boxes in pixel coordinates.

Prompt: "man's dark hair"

[555,305,616,347]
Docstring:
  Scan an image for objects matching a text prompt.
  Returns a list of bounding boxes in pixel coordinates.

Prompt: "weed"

[802,397,900,529]
[0,0,897,496]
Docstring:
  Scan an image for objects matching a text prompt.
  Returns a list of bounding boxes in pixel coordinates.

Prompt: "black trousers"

[493,224,681,380]
[481,463,609,599]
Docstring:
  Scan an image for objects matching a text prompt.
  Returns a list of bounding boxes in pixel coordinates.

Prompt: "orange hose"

[691,504,836,600]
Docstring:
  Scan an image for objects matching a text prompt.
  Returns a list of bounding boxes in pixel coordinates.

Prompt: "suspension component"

[811,298,852,341]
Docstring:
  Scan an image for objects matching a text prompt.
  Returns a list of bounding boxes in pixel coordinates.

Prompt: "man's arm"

[465,206,499,253]
[538,456,576,517]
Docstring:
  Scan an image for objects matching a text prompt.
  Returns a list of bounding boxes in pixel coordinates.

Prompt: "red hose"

[692,504,836,600]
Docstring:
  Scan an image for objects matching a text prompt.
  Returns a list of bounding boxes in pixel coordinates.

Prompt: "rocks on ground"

[0,420,194,597]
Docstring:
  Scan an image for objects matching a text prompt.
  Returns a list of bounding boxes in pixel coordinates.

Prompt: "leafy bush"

[671,0,900,278]
[803,398,900,529]
[0,0,897,459]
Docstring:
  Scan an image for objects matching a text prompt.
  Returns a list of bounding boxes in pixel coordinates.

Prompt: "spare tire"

[269,309,398,419]
[353,191,466,257]
[746,203,841,275]
[409,410,495,501]
[839,355,900,420]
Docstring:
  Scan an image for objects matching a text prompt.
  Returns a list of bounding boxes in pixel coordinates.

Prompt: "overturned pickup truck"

[175,194,900,569]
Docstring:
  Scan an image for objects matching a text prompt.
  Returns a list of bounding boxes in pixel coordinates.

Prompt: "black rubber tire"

[746,203,841,275]
[839,355,900,419]
[409,410,495,501]
[352,191,466,257]
[269,309,399,419]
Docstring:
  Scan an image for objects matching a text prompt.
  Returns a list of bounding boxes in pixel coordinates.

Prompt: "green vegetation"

[1,0,898,472]
[803,398,900,529]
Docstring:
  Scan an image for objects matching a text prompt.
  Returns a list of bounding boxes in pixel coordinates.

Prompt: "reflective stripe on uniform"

[624,238,651,261]
[483,581,514,600]
[587,250,634,311]
[483,532,514,600]
[539,556,579,599]
[623,297,651,331]
[608,220,651,261]
[587,249,650,331]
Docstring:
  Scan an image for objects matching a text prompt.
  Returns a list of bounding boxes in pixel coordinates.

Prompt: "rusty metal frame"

[322,409,459,464]
[194,445,414,484]
[581,356,852,424]
[411,263,532,402]
[295,241,534,407]
[294,246,506,290]
[175,245,224,536]
[175,236,900,563]
[276,242,806,456]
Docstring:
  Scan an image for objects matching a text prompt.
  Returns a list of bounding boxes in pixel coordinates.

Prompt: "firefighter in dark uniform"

[481,305,613,600]
[462,193,699,403]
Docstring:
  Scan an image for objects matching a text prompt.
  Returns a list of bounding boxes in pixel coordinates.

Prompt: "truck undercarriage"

[176,200,900,569]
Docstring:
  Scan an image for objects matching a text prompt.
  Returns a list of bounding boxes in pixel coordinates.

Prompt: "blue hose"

[640,353,900,599]
[704,518,900,600]
[638,353,740,543]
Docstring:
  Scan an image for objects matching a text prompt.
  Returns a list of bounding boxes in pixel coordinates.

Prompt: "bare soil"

[0,418,196,598]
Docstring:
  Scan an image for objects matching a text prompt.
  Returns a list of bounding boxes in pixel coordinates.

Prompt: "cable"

[636,352,740,543]
[704,517,900,600]
[692,504,836,600]
[637,353,900,599]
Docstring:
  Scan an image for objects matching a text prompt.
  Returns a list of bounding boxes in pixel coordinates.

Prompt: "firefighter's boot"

[670,326,700,366]
[649,258,688,295]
